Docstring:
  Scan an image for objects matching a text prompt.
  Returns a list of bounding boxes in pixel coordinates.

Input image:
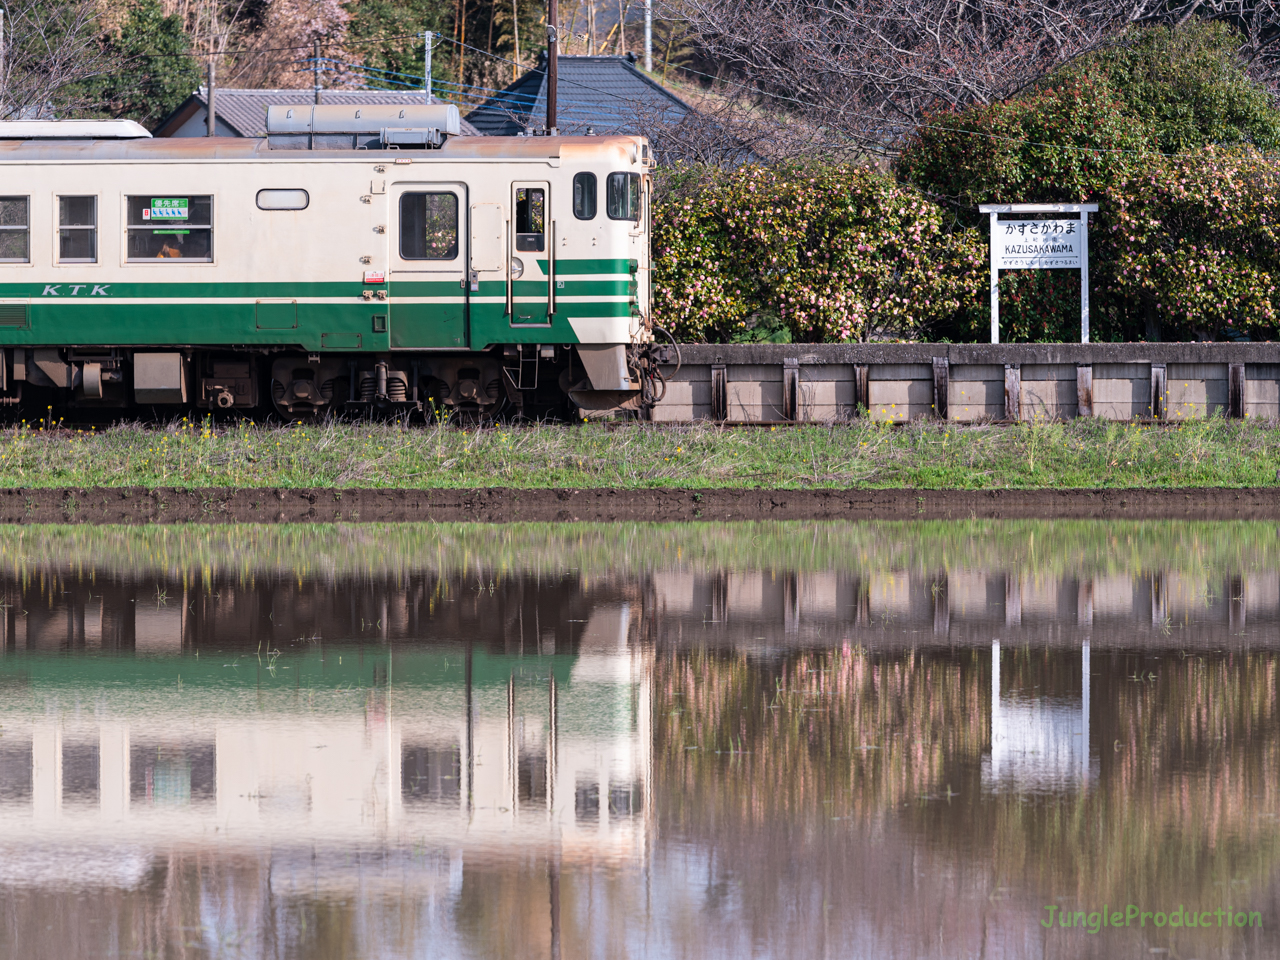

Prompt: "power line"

[639,51,1263,160]
[318,58,645,117]
[120,29,434,61]
[107,24,1274,158]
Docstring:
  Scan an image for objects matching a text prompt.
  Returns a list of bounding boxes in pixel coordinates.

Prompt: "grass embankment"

[0,415,1278,489]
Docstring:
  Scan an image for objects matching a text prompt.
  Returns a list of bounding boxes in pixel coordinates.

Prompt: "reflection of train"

[0,606,651,876]
[0,107,658,420]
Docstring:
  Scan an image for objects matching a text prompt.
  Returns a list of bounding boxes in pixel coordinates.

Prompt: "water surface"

[0,521,1277,959]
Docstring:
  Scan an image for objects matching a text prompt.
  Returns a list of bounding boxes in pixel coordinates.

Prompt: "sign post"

[978,203,1098,344]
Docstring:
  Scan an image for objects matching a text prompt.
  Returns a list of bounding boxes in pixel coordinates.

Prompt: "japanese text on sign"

[143,198,188,222]
[993,219,1081,270]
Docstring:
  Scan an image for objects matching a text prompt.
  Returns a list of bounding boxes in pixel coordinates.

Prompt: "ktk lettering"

[41,285,111,296]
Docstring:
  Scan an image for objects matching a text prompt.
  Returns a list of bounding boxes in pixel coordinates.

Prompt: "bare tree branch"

[0,0,117,120]
[660,0,1173,153]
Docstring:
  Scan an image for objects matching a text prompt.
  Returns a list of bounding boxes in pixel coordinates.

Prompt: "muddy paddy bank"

[1,485,1277,523]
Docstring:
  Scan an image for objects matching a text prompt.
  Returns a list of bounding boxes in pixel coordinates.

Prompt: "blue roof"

[466,55,692,135]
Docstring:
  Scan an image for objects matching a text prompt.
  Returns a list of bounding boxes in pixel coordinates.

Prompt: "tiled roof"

[466,55,691,136]
[160,88,483,137]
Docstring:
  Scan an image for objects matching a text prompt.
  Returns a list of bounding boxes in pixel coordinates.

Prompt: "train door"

[510,182,552,327]
[390,183,467,348]
[635,175,652,335]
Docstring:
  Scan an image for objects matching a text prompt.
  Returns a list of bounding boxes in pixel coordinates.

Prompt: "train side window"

[400,192,459,260]
[126,196,213,261]
[514,187,545,251]
[58,196,97,263]
[607,173,641,222]
[572,173,597,220]
[0,197,29,263]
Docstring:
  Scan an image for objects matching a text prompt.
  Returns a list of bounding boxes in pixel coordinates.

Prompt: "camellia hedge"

[1100,148,1280,340]
[651,163,985,343]
[653,23,1280,344]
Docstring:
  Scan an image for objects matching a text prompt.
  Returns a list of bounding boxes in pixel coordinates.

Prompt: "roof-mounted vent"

[265,104,461,150]
[0,119,152,140]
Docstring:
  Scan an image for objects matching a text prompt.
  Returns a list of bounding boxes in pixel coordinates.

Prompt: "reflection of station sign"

[985,641,1093,792]
[992,219,1082,270]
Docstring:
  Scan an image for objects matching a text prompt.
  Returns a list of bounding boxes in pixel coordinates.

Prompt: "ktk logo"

[41,285,111,296]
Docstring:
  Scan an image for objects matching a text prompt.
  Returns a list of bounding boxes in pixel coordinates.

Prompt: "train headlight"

[510,257,524,279]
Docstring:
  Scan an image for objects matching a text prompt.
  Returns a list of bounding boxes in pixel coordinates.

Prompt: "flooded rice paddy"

[0,520,1278,959]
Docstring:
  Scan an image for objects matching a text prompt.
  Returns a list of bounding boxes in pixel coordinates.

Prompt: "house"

[154,88,483,138]
[466,54,692,136]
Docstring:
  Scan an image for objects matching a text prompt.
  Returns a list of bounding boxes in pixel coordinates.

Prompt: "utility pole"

[424,31,432,103]
[206,57,216,136]
[546,0,557,133]
[0,8,7,118]
[313,38,322,105]
[644,0,652,72]
[512,0,520,82]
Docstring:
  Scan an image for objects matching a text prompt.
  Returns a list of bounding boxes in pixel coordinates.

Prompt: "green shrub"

[1066,21,1280,155]
[652,163,984,342]
[1096,147,1280,341]
[896,74,1149,220]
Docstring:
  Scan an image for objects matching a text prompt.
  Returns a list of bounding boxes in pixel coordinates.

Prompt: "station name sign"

[978,203,1098,344]
[993,219,1081,270]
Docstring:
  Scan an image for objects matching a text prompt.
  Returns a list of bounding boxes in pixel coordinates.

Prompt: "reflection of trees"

[1020,651,1280,909]
[0,853,361,959]
[656,647,1280,913]
[656,647,989,830]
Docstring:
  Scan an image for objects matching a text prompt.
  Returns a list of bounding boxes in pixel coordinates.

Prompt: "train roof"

[0,133,645,163]
[0,119,152,139]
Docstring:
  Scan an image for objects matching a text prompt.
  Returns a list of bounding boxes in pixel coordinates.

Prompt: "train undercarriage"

[0,343,675,423]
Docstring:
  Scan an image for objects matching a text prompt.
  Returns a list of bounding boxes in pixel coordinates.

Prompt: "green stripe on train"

[0,260,636,301]
[395,279,632,298]
[0,299,632,351]
[0,281,360,299]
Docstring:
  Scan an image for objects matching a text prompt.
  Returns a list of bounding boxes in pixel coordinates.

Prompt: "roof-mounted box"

[265,104,461,150]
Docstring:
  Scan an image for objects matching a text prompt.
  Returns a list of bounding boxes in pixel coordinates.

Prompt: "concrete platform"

[652,343,1274,422]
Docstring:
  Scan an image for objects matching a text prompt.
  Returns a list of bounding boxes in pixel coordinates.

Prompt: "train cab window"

[58,196,97,263]
[127,196,213,261]
[573,173,597,220]
[0,197,29,262]
[606,172,641,222]
[514,187,545,251]
[400,192,459,259]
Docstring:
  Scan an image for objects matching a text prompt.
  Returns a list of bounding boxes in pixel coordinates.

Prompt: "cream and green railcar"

[0,106,658,418]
